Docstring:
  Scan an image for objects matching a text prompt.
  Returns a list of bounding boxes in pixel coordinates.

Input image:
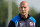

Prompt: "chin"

[21,13,25,15]
[22,14,25,15]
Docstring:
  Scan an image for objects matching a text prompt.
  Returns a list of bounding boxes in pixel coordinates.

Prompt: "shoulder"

[29,17,36,23]
[11,15,21,24]
[8,21,15,27]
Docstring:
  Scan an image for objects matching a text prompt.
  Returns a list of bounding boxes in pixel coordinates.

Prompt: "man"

[8,1,36,27]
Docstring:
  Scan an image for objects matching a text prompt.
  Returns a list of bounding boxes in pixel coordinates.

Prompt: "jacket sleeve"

[8,20,15,27]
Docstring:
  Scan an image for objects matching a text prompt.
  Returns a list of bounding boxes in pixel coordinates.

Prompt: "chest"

[15,19,35,27]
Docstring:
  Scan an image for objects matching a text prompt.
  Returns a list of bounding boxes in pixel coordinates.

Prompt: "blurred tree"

[0,0,8,27]
[12,2,19,17]
[29,7,37,18]
[0,0,19,27]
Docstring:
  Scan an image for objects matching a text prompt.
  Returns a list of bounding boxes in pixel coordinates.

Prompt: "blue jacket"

[8,14,36,27]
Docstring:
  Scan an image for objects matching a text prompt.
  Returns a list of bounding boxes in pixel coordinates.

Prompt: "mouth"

[22,12,25,13]
[22,12,26,14]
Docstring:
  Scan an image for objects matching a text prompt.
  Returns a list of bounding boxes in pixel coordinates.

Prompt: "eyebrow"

[20,7,26,8]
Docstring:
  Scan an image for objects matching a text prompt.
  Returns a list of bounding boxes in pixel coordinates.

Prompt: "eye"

[21,7,23,8]
[24,7,26,8]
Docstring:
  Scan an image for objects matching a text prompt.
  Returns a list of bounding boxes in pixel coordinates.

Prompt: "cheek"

[25,8,27,11]
[20,9,22,11]
[25,9,29,12]
[19,9,22,12]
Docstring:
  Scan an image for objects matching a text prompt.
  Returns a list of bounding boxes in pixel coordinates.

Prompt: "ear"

[28,7,30,11]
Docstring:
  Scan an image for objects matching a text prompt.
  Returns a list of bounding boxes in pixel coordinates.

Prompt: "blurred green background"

[0,0,40,27]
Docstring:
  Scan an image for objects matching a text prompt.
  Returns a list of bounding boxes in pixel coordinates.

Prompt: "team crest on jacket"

[29,22,33,26]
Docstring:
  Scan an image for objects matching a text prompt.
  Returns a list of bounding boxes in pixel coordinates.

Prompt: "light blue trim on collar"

[29,17,36,23]
[11,15,21,24]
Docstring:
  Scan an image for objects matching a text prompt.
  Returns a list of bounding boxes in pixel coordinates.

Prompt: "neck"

[20,13,28,18]
[25,14,28,18]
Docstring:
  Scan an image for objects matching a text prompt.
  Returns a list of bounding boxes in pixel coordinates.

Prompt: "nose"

[22,8,24,11]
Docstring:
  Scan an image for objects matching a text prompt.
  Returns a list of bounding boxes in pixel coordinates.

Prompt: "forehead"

[20,2,28,7]
[20,4,28,7]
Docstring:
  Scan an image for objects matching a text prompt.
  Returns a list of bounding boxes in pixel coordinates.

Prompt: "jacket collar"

[19,13,30,20]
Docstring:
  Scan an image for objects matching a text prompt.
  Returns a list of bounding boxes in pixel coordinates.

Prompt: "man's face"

[19,2,29,16]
